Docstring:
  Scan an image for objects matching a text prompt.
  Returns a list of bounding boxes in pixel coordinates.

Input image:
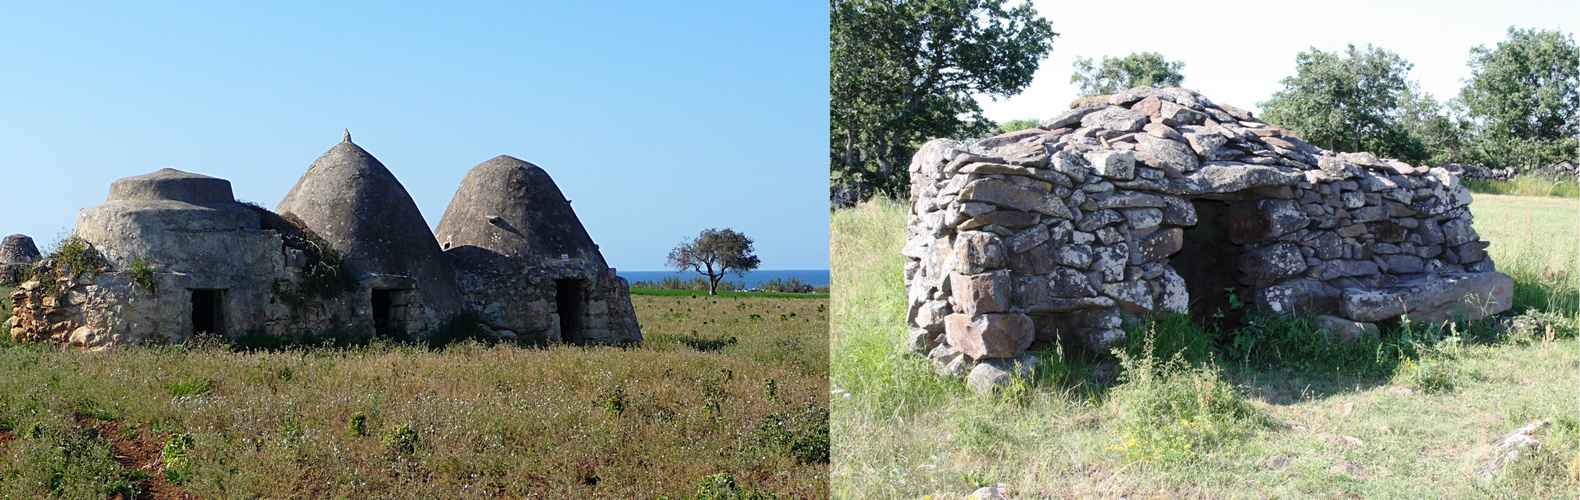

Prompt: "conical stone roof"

[276,133,461,315]
[434,155,607,270]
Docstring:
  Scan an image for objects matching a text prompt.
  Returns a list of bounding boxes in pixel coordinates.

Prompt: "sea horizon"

[617,269,829,288]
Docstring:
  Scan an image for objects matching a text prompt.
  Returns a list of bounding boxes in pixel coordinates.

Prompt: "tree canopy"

[1070,52,1185,97]
[666,228,761,295]
[830,0,1056,204]
[1457,27,1579,167]
[1259,44,1429,163]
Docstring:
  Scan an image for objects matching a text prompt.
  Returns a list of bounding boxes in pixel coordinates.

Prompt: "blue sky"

[0,1,829,271]
[979,0,1576,124]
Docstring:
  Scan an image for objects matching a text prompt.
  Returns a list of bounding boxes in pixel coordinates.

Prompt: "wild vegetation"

[0,291,828,498]
[831,195,1576,498]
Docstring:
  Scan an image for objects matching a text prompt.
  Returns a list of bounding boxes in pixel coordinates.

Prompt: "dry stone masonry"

[7,132,641,349]
[904,87,1513,389]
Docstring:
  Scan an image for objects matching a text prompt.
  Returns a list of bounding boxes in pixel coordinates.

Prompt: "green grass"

[0,295,828,499]
[631,288,829,299]
[1462,176,1580,198]
[832,197,1578,499]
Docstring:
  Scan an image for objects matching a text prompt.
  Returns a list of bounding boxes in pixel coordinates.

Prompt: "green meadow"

[831,194,1577,499]
[0,293,828,499]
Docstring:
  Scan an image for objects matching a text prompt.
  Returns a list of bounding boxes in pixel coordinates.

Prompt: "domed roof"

[0,234,39,265]
[107,168,235,204]
[434,155,607,269]
[276,132,461,314]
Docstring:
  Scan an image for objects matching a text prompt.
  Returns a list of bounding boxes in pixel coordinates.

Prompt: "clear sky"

[979,0,1577,124]
[0,1,829,272]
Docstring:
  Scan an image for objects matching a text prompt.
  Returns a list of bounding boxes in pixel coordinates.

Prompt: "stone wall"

[903,86,1514,389]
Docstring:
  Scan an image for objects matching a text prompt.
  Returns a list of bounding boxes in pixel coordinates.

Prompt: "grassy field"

[0,293,828,499]
[1462,177,1579,198]
[831,196,1578,499]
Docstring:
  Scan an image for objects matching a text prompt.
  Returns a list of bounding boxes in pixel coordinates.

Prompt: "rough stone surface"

[1314,314,1380,342]
[904,86,1510,382]
[945,313,1034,359]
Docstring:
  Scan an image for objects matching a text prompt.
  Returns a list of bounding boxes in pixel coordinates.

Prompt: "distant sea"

[618,269,829,289]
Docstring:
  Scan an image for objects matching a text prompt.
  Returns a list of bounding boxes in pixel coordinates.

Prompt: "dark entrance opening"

[1173,199,1247,327]
[191,289,224,335]
[556,279,585,344]
[372,289,395,337]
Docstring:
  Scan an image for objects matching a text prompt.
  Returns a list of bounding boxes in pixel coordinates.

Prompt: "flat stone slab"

[1340,272,1514,323]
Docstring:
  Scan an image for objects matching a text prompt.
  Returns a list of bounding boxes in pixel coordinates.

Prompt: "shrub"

[383,424,421,457]
[128,256,157,294]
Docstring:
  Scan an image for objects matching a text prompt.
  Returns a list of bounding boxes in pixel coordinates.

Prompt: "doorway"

[1172,200,1247,326]
[556,279,585,343]
[191,289,224,335]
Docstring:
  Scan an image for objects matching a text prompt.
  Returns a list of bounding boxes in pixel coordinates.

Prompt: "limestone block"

[956,178,1072,219]
[968,352,1040,395]
[1441,218,1479,247]
[952,271,1012,316]
[945,313,1034,359]
[1050,267,1097,297]
[1101,280,1153,312]
[1077,209,1125,231]
[1098,192,1165,209]
[1228,199,1309,244]
[1135,228,1184,262]
[1154,267,1188,313]
[1087,150,1137,180]
[1159,195,1197,226]
[1054,243,1095,270]
[1314,315,1380,342]
[1120,208,1163,232]
[914,300,951,331]
[1007,245,1058,275]
[1134,135,1200,172]
[1340,272,1514,323]
[952,232,1005,270]
[1080,107,1149,133]
[1239,243,1307,281]
[960,210,1039,230]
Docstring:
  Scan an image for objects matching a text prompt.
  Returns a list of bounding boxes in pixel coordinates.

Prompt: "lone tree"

[831,0,1057,203]
[1070,51,1186,97]
[667,228,761,295]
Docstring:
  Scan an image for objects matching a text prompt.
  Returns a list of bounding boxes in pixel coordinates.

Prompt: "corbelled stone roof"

[276,133,462,314]
[434,155,607,270]
[0,234,39,265]
[107,168,236,204]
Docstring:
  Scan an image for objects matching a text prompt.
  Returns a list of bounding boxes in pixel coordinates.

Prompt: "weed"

[348,412,367,437]
[383,424,420,457]
[162,433,194,484]
[1106,328,1268,465]
[166,376,213,398]
[602,385,627,418]
[128,255,157,294]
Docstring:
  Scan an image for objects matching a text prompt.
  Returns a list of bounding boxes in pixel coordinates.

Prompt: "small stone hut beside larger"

[904,87,1512,381]
[7,134,641,348]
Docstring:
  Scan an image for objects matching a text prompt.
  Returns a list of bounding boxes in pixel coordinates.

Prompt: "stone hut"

[9,168,306,347]
[0,234,40,284]
[276,132,463,337]
[7,133,642,348]
[904,86,1513,383]
[434,155,641,344]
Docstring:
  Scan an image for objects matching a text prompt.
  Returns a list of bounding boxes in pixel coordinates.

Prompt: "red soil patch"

[74,414,196,500]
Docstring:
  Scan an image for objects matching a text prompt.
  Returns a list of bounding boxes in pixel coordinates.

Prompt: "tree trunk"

[707,274,720,295]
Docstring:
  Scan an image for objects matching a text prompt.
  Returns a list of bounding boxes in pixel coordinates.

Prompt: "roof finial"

[343,129,352,143]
